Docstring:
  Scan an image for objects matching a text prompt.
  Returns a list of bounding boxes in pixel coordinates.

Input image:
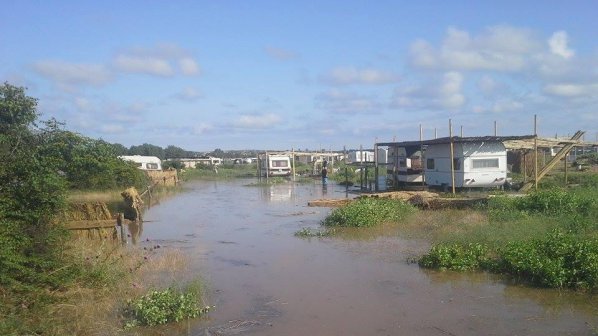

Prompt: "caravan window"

[272,160,289,168]
[426,158,435,169]
[399,159,407,168]
[146,163,159,170]
[472,158,499,169]
[453,158,461,170]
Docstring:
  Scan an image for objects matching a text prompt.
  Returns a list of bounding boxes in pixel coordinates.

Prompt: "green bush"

[418,243,490,271]
[322,198,415,228]
[516,189,594,216]
[495,230,598,289]
[126,287,210,327]
[419,230,598,290]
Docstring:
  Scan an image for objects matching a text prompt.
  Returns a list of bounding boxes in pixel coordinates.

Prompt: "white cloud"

[548,31,575,59]
[193,122,214,135]
[315,89,382,114]
[113,44,200,77]
[477,75,499,95]
[113,55,174,77]
[321,67,400,85]
[32,60,113,87]
[391,72,465,110]
[544,83,598,97]
[233,113,282,129]
[179,57,200,75]
[99,124,126,134]
[440,72,465,108]
[175,87,202,101]
[264,46,298,61]
[409,26,539,72]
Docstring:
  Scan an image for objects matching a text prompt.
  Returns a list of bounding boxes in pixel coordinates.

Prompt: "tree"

[164,145,188,159]
[0,83,67,289]
[129,143,165,159]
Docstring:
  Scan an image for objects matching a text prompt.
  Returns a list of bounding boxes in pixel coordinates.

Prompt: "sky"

[1,1,597,151]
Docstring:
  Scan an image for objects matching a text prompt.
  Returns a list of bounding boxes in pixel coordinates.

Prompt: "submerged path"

[140,179,597,336]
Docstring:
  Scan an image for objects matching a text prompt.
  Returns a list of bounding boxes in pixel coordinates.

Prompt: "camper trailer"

[388,146,424,185]
[425,140,507,188]
[260,154,292,177]
[119,155,162,171]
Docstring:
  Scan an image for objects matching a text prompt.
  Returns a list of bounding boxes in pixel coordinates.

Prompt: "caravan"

[260,154,292,177]
[119,155,162,171]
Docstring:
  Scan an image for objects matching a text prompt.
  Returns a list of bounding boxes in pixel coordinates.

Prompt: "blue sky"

[2,1,597,151]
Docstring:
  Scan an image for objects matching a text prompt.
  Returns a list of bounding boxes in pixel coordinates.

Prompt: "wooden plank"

[520,131,585,192]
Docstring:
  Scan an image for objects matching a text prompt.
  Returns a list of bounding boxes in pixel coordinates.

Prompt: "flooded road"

[139,179,597,335]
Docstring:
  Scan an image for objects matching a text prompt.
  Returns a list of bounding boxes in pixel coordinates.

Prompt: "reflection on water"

[139,179,597,336]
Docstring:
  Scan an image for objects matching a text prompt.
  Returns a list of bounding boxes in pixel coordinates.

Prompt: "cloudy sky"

[1,1,597,151]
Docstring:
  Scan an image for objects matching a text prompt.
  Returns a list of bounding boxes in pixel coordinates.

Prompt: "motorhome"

[260,154,292,177]
[119,155,162,171]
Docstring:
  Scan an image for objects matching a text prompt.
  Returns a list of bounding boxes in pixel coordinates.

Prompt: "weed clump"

[419,230,598,290]
[418,243,490,271]
[322,198,415,228]
[294,227,336,238]
[125,286,210,327]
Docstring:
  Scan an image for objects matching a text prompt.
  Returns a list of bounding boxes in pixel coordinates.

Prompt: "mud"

[138,179,597,335]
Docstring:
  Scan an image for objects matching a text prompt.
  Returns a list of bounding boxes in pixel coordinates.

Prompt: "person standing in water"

[321,160,328,185]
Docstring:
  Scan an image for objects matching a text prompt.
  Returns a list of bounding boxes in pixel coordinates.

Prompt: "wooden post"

[265,151,269,183]
[292,148,296,182]
[494,121,497,136]
[523,152,527,183]
[345,167,349,193]
[449,119,456,194]
[460,125,463,138]
[374,143,379,192]
[118,213,126,245]
[434,128,438,139]
[257,155,261,181]
[563,155,569,187]
[420,123,425,189]
[534,114,538,191]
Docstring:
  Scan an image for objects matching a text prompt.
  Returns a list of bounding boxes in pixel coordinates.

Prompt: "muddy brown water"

[133,179,597,335]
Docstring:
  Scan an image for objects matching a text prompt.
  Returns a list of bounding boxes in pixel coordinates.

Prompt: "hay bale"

[407,194,430,209]
[121,187,143,221]
[63,202,112,221]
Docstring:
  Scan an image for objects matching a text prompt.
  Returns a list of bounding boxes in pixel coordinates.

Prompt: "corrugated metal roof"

[377,135,581,149]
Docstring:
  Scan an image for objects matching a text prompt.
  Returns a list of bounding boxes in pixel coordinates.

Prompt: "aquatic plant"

[418,243,490,271]
[125,286,210,327]
[322,197,415,228]
[294,227,336,238]
[419,230,598,290]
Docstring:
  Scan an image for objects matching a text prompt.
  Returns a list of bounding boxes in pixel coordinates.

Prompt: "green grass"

[181,163,258,180]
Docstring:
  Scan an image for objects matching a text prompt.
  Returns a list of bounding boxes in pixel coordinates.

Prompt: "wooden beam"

[520,130,585,192]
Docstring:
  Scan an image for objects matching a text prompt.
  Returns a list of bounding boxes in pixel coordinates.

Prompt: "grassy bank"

[319,172,598,290]
[0,239,207,334]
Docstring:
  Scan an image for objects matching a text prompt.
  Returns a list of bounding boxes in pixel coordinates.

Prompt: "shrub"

[495,230,598,289]
[418,243,490,271]
[125,287,210,327]
[516,189,594,216]
[322,197,415,228]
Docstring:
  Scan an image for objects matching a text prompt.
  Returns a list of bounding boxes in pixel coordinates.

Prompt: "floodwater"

[134,179,597,335]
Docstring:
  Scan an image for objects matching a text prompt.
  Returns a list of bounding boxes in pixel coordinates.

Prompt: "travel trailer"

[425,140,507,188]
[119,155,162,171]
[260,154,292,177]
